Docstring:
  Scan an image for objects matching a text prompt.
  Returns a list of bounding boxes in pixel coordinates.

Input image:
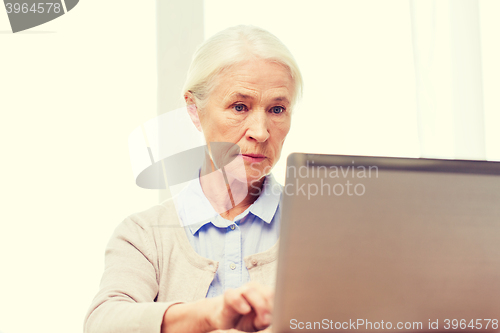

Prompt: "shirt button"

[230,224,235,230]
[252,259,258,266]
[230,263,236,270]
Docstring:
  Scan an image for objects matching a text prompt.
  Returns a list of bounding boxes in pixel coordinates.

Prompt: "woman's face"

[195,58,294,184]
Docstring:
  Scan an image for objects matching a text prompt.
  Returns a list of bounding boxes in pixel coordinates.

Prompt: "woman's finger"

[243,282,274,312]
[258,327,273,333]
[215,283,275,332]
[224,288,252,314]
[239,284,273,330]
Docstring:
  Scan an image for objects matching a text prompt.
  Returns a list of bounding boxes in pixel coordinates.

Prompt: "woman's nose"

[246,111,270,143]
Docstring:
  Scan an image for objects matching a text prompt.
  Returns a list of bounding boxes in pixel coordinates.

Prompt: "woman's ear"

[184,91,203,132]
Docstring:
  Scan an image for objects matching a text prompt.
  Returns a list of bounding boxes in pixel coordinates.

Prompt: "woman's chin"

[225,168,249,184]
[222,157,272,185]
[246,162,272,179]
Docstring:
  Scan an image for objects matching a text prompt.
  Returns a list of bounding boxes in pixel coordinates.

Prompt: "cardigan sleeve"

[83,216,183,333]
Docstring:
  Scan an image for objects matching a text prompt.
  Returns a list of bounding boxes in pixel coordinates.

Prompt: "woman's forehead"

[212,60,295,103]
[221,91,292,106]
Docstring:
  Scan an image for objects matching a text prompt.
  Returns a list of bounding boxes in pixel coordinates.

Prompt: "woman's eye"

[271,106,285,114]
[234,104,247,112]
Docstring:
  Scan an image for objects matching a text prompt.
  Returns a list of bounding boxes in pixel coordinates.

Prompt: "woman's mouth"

[240,153,266,163]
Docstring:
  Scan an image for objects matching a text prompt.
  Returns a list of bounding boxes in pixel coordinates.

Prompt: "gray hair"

[182,25,303,112]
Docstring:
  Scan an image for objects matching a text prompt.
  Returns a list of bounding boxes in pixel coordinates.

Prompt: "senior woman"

[84,25,303,333]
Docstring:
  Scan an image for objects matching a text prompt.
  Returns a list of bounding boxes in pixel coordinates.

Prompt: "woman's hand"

[210,327,272,333]
[205,281,274,332]
[162,281,274,333]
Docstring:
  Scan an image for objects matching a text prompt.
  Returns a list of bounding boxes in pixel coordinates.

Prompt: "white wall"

[0,1,157,332]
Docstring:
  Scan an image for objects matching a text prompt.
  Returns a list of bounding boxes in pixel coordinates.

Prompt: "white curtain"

[410,0,486,160]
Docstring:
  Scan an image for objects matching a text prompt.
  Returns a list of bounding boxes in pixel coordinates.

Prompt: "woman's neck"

[199,158,265,221]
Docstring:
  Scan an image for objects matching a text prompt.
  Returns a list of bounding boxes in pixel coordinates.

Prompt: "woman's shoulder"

[113,198,182,242]
[126,198,179,225]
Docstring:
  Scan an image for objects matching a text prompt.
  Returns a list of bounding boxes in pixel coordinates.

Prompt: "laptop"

[273,153,500,333]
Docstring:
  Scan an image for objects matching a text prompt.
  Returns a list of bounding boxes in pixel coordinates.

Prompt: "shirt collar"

[175,172,282,235]
[174,173,218,234]
[248,173,282,224]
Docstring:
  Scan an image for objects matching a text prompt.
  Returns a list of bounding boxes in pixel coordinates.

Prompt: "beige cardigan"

[84,199,279,333]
